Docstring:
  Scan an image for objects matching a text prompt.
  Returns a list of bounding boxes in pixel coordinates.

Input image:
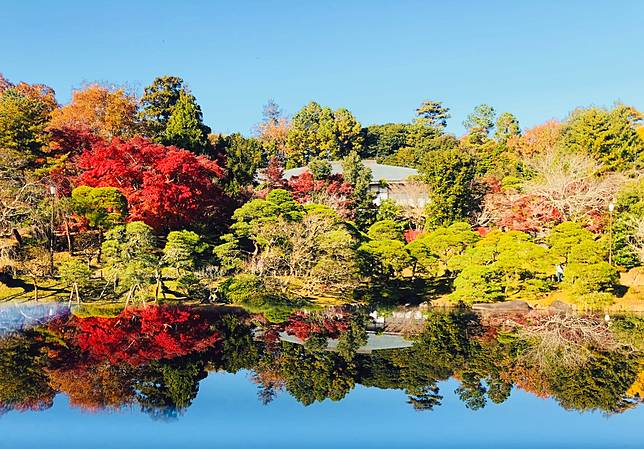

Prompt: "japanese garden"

[2,2,644,446]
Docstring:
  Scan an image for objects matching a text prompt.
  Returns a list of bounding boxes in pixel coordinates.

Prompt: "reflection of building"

[369,306,427,335]
[283,160,424,205]
[278,331,414,354]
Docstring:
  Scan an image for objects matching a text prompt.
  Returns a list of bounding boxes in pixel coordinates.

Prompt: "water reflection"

[0,303,642,419]
[0,301,69,335]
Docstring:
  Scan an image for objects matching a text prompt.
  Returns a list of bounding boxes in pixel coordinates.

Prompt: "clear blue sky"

[2,0,643,136]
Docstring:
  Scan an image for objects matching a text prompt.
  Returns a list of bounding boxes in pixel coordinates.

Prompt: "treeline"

[0,73,643,306]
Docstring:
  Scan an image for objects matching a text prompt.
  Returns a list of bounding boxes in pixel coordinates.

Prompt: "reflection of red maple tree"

[283,309,350,341]
[50,306,220,367]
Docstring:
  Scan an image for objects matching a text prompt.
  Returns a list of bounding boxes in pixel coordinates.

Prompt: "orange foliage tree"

[46,362,136,412]
[49,83,138,140]
[508,119,562,158]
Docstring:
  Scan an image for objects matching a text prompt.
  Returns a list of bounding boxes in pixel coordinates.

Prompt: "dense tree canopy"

[559,105,643,171]
[421,148,479,228]
[162,90,211,154]
[48,84,138,140]
[1,71,643,312]
[139,76,185,138]
[285,102,363,167]
[77,137,225,231]
[0,85,56,157]
[212,133,263,196]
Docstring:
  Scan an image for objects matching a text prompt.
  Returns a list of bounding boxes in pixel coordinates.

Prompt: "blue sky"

[2,0,643,136]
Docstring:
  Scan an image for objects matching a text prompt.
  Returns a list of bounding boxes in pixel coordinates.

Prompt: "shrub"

[367,220,404,241]
[449,230,555,303]
[219,274,300,322]
[176,273,208,300]
[358,239,412,280]
[563,262,619,295]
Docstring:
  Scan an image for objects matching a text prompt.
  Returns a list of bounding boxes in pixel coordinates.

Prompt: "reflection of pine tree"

[336,310,368,360]
[279,343,356,406]
[487,377,512,404]
[455,375,487,411]
[257,383,278,405]
[135,357,207,421]
[214,314,261,373]
[0,332,55,412]
[406,384,443,411]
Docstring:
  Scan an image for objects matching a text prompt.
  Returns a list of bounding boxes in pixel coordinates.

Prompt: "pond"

[0,302,642,449]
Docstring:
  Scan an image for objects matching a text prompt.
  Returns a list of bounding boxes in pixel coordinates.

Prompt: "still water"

[0,302,641,449]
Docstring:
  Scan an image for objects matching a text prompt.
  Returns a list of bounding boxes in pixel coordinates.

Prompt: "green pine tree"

[162,90,211,154]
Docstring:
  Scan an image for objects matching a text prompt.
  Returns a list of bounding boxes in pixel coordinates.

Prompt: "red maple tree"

[498,195,564,234]
[76,137,226,230]
[287,171,353,217]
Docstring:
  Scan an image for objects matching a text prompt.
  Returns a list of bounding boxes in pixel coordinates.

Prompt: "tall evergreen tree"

[0,87,54,157]
[213,133,263,196]
[415,100,451,131]
[494,112,521,144]
[463,104,496,141]
[139,76,185,138]
[342,151,375,228]
[559,105,643,171]
[285,101,363,167]
[162,90,211,154]
[421,148,479,227]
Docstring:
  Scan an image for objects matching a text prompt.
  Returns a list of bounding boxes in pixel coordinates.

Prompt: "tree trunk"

[74,282,81,304]
[33,278,38,302]
[97,229,103,264]
[11,228,23,247]
[64,217,73,255]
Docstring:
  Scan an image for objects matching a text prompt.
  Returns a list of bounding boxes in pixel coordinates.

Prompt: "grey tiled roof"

[283,160,419,183]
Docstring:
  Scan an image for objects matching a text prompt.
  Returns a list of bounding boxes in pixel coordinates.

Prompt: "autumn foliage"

[48,83,138,140]
[77,137,225,230]
[287,171,353,217]
[283,309,351,341]
[49,306,220,367]
[46,363,135,412]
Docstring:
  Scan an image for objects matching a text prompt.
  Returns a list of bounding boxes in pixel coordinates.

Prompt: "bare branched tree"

[625,215,644,264]
[515,313,631,373]
[524,149,624,221]
[388,181,430,229]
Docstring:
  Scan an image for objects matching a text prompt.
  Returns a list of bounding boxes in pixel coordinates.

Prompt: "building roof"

[282,160,418,184]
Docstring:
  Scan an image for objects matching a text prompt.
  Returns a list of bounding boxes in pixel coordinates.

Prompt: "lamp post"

[608,202,615,266]
[49,185,57,275]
